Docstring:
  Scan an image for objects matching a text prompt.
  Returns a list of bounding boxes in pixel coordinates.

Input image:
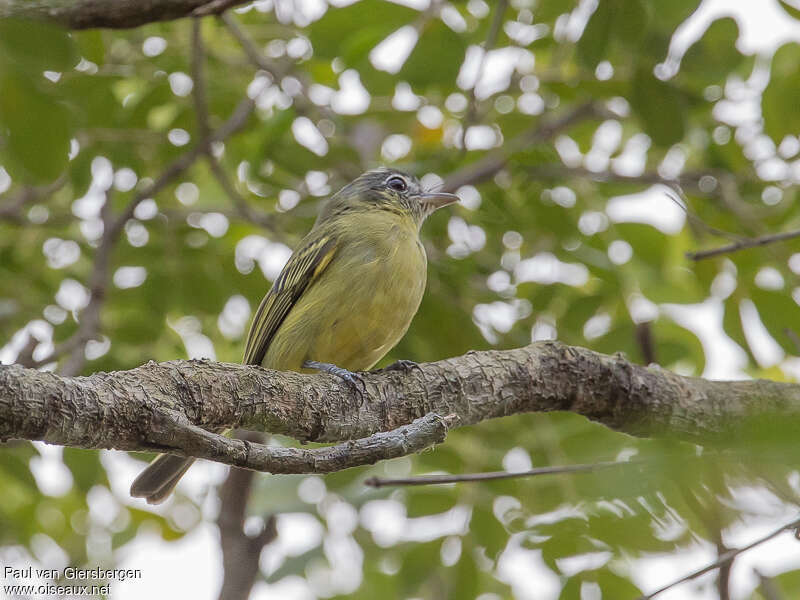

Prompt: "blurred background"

[2,0,800,598]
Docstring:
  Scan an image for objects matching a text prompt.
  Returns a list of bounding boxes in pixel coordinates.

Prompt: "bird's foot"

[303,360,367,403]
[379,359,422,374]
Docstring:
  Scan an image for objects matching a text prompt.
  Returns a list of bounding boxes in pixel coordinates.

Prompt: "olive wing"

[242,234,337,366]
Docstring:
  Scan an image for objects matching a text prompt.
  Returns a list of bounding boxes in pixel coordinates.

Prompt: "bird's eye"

[386,176,408,193]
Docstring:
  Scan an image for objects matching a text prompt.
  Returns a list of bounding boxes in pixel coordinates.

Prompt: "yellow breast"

[263,211,427,372]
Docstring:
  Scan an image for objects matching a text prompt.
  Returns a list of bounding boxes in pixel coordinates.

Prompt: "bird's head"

[319,168,459,228]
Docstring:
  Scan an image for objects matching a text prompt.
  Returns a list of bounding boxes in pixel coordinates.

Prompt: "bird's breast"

[318,217,427,369]
[264,213,428,372]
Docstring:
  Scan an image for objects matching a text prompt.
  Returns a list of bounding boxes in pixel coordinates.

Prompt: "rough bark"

[2,341,800,474]
[0,0,249,29]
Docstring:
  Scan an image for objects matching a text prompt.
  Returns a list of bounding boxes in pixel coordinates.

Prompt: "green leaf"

[308,0,417,61]
[0,19,78,73]
[595,569,643,596]
[645,0,700,31]
[405,488,457,517]
[680,18,744,83]
[469,505,507,559]
[778,0,800,21]
[577,0,648,67]
[577,0,612,67]
[73,29,106,66]
[401,21,466,88]
[629,66,687,146]
[749,289,800,354]
[63,448,107,492]
[763,43,800,143]
[613,0,649,48]
[0,72,72,183]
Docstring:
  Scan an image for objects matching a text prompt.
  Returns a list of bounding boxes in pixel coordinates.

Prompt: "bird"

[130,167,459,503]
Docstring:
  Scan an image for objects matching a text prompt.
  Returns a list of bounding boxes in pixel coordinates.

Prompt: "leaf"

[401,21,466,88]
[0,72,72,183]
[63,448,107,491]
[576,0,612,68]
[680,18,745,83]
[749,289,800,354]
[469,505,507,560]
[763,43,800,143]
[405,488,457,517]
[778,0,800,21]
[0,19,78,73]
[595,569,644,596]
[308,0,417,61]
[629,66,687,146]
[577,0,648,67]
[613,0,649,48]
[73,29,106,66]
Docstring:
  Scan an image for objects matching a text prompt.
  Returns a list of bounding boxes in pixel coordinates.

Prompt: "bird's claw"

[303,360,368,404]
[380,359,422,374]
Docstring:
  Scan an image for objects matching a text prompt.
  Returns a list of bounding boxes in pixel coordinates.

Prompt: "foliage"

[2,0,800,597]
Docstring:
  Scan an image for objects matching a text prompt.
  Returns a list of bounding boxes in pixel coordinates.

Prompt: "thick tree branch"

[0,0,251,29]
[3,343,800,476]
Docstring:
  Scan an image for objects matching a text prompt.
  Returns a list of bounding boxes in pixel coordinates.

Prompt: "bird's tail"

[130,454,195,504]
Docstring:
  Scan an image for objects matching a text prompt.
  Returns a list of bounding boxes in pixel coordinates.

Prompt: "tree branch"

[639,517,800,600]
[4,343,800,475]
[458,0,507,152]
[0,175,67,223]
[686,228,800,261]
[190,19,276,231]
[442,102,611,192]
[364,458,632,488]
[0,0,251,29]
[217,430,277,600]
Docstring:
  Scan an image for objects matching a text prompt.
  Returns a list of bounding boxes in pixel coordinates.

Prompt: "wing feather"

[242,234,337,366]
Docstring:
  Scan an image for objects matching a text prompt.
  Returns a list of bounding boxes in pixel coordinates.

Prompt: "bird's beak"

[418,191,459,212]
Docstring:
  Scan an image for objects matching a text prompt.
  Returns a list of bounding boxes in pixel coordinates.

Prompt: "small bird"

[130,167,458,503]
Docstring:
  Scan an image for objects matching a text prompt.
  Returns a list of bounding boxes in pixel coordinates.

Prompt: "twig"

[635,321,656,365]
[687,229,800,261]
[220,12,332,119]
[155,412,453,474]
[192,0,242,17]
[519,165,773,255]
[191,18,212,145]
[662,184,747,243]
[220,12,276,75]
[25,37,257,371]
[31,189,117,374]
[442,101,610,192]
[716,536,732,600]
[639,517,800,600]
[364,459,635,488]
[0,175,68,222]
[191,19,275,231]
[109,93,256,239]
[784,329,800,355]
[523,164,732,198]
[458,0,507,152]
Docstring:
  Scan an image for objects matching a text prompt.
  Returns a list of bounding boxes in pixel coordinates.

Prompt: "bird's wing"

[242,233,338,366]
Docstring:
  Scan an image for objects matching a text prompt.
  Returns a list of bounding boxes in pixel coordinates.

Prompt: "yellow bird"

[131,167,458,503]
